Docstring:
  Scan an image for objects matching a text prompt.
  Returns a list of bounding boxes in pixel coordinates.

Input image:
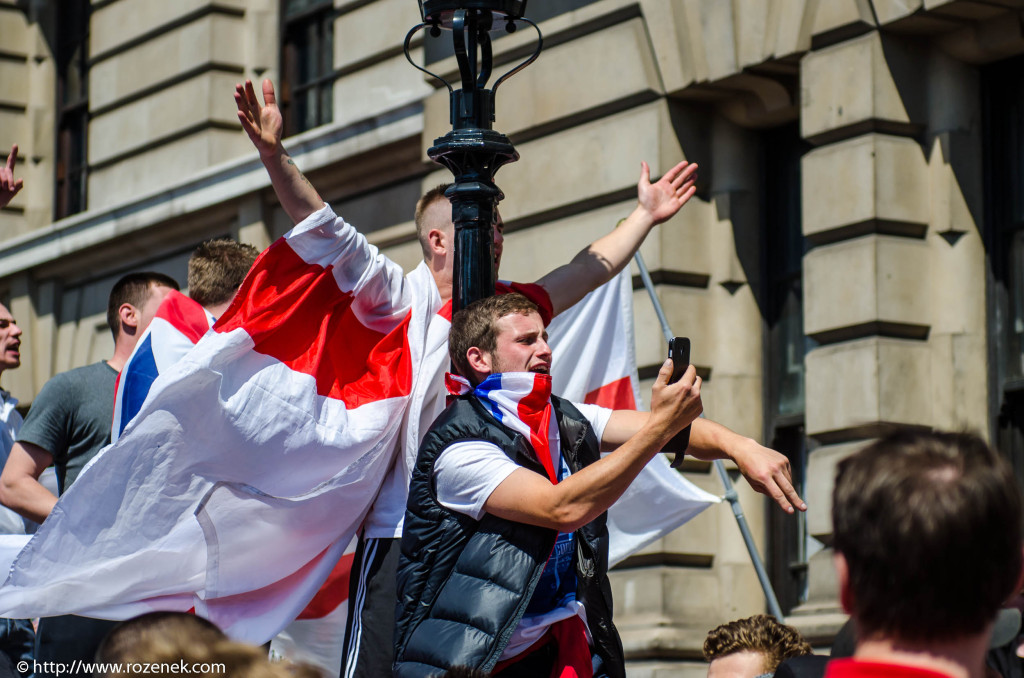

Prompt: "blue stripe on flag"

[474,375,507,424]
[119,335,159,437]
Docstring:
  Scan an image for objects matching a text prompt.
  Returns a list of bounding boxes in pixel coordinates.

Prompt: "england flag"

[0,204,715,647]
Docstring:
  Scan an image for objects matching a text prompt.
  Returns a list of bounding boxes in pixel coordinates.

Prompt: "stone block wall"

[792,4,1000,642]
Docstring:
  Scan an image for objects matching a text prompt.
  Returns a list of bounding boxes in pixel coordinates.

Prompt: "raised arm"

[234,79,325,224]
[599,406,806,514]
[0,145,24,209]
[0,441,57,524]
[483,360,702,533]
[535,160,698,316]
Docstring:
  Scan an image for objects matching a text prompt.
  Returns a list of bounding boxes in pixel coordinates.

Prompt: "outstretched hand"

[637,160,698,225]
[234,79,283,158]
[732,440,806,514]
[0,145,24,209]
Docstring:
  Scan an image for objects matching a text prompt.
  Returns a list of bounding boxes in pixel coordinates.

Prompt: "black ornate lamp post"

[404,1,542,311]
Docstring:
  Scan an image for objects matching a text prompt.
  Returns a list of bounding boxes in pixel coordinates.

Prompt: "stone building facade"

[1,0,1023,674]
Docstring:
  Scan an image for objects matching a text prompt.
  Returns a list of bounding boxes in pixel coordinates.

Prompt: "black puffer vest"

[393,393,624,678]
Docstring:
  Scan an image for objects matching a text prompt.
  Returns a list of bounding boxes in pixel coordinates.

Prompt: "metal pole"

[633,251,785,621]
[407,4,542,313]
[634,252,673,345]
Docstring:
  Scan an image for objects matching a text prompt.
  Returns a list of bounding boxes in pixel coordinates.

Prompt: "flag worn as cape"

[0,205,716,644]
[112,283,357,674]
[0,205,437,642]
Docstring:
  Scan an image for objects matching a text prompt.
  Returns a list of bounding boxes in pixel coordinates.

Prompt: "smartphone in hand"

[668,337,690,385]
[668,337,692,468]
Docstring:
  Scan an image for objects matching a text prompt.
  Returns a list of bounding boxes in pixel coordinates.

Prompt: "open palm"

[637,160,698,225]
[234,79,284,157]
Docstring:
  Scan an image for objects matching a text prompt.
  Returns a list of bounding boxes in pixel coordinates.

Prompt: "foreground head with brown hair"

[703,614,813,678]
[97,611,226,666]
[832,429,1023,645]
[97,611,321,678]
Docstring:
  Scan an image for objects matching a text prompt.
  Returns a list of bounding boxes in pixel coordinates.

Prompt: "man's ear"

[466,347,491,376]
[427,228,449,256]
[118,303,140,335]
[834,551,853,614]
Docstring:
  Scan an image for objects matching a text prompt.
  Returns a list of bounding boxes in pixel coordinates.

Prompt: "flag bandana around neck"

[445,372,558,484]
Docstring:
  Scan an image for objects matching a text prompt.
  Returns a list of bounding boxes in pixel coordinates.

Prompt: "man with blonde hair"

[187,238,260,317]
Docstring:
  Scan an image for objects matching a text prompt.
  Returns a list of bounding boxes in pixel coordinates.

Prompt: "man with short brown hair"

[0,302,24,525]
[828,430,1023,678]
[2,271,178,517]
[112,239,259,442]
[0,302,33,675]
[395,293,705,677]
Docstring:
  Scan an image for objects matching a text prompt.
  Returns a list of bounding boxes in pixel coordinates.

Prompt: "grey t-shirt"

[17,361,117,494]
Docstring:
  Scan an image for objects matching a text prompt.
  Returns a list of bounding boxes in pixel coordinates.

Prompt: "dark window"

[762,123,815,615]
[280,0,335,136]
[54,0,90,219]
[984,54,1024,498]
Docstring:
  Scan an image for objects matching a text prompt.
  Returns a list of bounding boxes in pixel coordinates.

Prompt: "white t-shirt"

[362,278,556,540]
[361,298,450,539]
[434,401,612,660]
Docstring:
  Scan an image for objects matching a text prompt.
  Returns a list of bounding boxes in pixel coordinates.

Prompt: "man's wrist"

[630,203,657,229]
[725,436,760,468]
[641,414,679,450]
[259,142,287,164]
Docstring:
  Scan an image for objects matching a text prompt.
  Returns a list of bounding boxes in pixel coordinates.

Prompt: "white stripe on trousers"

[343,538,378,678]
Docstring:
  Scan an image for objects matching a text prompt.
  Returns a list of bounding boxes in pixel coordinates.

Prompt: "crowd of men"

[0,79,1019,678]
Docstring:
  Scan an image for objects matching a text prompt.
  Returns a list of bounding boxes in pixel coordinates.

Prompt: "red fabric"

[825,659,954,678]
[155,290,211,344]
[215,239,413,408]
[516,374,555,484]
[491,615,593,678]
[548,615,593,678]
[584,375,636,410]
[498,281,554,326]
[436,281,554,324]
[296,552,354,620]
